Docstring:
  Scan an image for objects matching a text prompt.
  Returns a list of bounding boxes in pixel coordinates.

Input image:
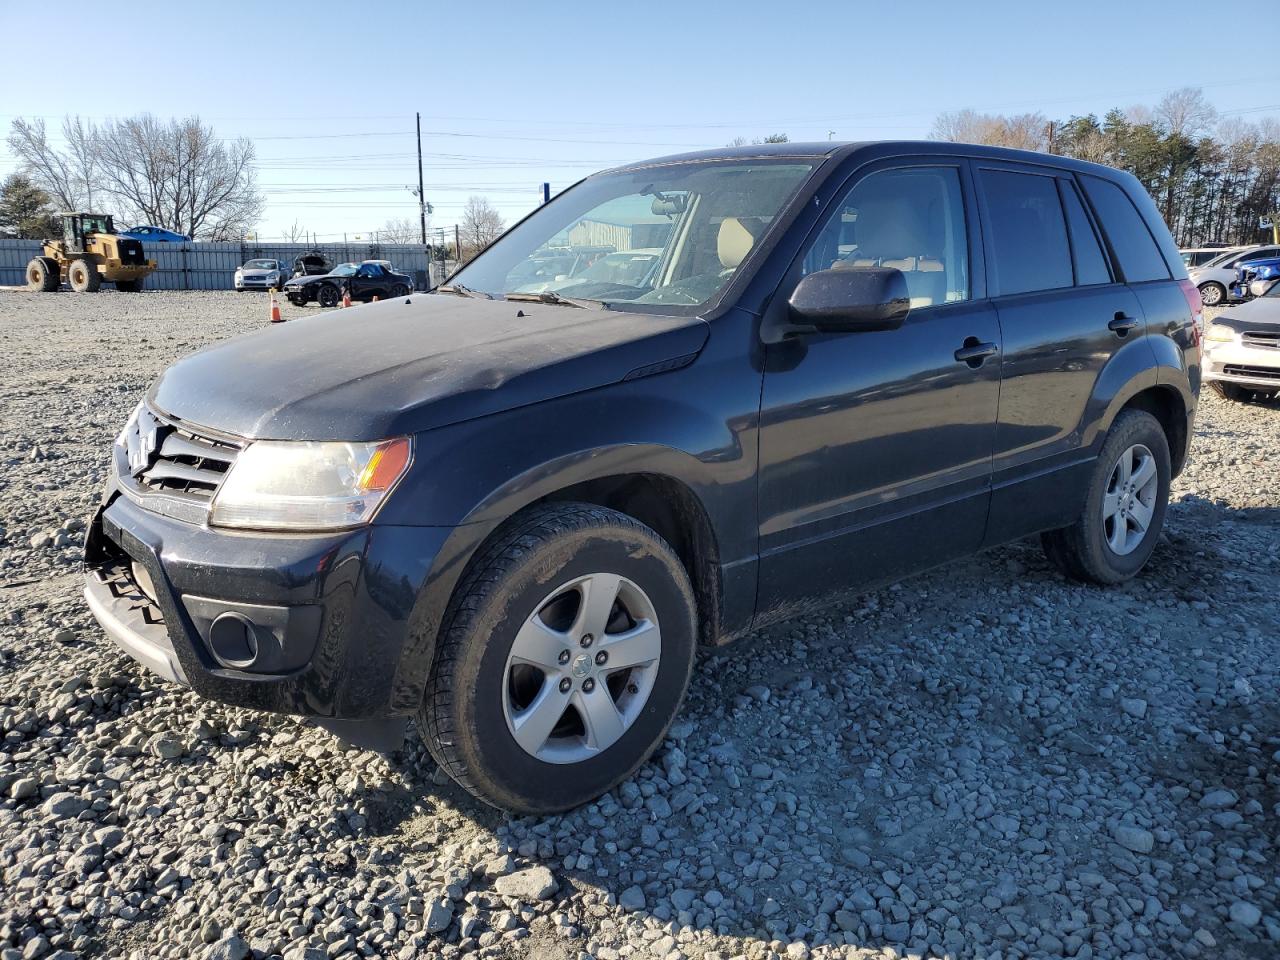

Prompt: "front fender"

[379,329,763,709]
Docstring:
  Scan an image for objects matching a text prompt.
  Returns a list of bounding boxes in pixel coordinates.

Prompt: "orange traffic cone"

[341,288,352,308]
[268,292,282,323]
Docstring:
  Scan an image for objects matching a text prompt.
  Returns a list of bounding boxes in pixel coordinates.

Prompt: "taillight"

[1178,278,1203,347]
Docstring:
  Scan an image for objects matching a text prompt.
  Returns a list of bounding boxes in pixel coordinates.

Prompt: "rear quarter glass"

[1082,174,1182,281]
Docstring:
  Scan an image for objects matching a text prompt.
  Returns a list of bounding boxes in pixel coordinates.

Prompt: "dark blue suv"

[85,142,1200,813]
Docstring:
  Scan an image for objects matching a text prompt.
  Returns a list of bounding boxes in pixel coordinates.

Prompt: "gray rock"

[205,936,250,960]
[1199,788,1238,809]
[41,792,85,819]
[1229,902,1261,927]
[619,885,646,911]
[1120,697,1147,718]
[1113,824,1154,854]
[423,900,453,934]
[149,732,186,760]
[493,865,556,901]
[8,778,37,800]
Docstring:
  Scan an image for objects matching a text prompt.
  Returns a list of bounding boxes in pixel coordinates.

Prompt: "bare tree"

[8,113,263,238]
[378,216,424,245]
[458,196,505,260]
[7,117,95,210]
[931,109,1049,151]
[1156,87,1217,140]
[282,221,310,243]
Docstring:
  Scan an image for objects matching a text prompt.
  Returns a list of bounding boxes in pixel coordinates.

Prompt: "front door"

[756,160,1001,617]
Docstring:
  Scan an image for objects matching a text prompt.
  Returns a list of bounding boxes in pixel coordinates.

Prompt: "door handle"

[1109,313,1140,336]
[954,337,999,368]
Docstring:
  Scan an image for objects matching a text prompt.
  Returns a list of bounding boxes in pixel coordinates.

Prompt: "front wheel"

[389,283,410,298]
[420,503,697,814]
[317,284,339,308]
[26,256,60,292]
[68,258,101,293]
[1198,281,1226,306]
[1041,409,1170,584]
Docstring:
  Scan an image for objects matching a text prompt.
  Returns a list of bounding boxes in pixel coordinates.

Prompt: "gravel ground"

[0,289,1277,960]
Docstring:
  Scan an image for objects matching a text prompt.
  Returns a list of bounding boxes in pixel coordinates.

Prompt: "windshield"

[245,259,278,270]
[330,263,358,277]
[82,215,111,234]
[450,159,816,310]
[1204,248,1249,269]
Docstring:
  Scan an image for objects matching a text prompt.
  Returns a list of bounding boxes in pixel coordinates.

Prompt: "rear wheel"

[1041,409,1170,585]
[317,284,339,308]
[25,256,60,292]
[115,277,144,292]
[68,258,101,293]
[419,503,697,814]
[1198,281,1225,306]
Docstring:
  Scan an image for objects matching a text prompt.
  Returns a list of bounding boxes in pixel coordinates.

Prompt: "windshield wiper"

[504,290,603,309]
[436,283,493,299]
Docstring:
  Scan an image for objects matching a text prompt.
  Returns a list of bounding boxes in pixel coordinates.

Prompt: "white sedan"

[1203,287,1280,401]
[234,259,288,291]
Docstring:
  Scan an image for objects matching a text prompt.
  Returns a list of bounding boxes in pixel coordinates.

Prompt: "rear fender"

[1084,334,1161,453]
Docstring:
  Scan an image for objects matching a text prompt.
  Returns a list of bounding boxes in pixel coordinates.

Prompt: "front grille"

[1242,330,1280,350]
[123,405,240,503]
[1223,364,1280,381]
[117,238,146,266]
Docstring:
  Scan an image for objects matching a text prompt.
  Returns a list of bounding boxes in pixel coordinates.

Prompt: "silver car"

[1189,244,1280,306]
[1203,285,1280,400]
[234,258,288,291]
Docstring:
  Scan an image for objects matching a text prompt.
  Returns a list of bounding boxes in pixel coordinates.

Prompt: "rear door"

[976,162,1147,544]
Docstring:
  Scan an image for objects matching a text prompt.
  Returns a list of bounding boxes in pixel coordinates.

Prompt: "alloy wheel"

[502,572,661,764]
[1101,443,1158,556]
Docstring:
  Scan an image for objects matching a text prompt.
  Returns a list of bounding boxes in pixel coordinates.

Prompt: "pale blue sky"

[2,0,1276,240]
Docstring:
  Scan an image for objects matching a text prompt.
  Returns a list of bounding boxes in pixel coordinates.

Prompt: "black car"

[85,141,1200,814]
[283,260,412,307]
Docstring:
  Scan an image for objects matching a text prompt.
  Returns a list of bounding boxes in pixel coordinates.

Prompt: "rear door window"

[979,169,1073,296]
[1080,176,1170,282]
[1060,180,1112,286]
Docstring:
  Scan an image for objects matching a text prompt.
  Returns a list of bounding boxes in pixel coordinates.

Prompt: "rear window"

[1081,176,1171,282]
[979,169,1073,296]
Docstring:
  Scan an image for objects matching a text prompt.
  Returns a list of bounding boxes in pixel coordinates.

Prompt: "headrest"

[853,196,930,260]
[718,217,766,269]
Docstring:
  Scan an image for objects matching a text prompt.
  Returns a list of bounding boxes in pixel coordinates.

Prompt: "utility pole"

[416,112,427,246]
[455,224,461,262]
[1047,121,1056,155]
[541,182,551,205]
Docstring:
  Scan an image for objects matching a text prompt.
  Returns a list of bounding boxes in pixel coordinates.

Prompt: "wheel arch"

[387,446,730,718]
[1117,384,1189,476]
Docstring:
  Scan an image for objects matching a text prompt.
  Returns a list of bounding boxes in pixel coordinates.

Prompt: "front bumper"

[1203,340,1280,390]
[83,485,451,724]
[235,276,282,290]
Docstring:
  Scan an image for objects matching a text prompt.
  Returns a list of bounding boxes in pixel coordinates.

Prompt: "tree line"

[931,88,1280,246]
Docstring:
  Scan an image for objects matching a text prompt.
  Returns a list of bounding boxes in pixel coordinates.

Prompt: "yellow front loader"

[25,212,157,292]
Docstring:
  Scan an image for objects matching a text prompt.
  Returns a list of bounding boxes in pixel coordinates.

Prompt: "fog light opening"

[208,612,259,668]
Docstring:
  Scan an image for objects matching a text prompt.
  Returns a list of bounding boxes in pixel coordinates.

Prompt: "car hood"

[148,295,709,440]
[285,270,348,284]
[1213,296,1280,328]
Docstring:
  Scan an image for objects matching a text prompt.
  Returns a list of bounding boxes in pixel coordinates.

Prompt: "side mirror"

[787,266,911,334]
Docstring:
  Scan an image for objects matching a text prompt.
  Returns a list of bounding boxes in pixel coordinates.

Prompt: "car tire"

[317,284,339,308]
[390,283,410,298]
[1198,281,1226,306]
[419,502,697,815]
[68,258,101,293]
[115,278,143,292]
[26,256,60,292]
[1041,409,1170,585]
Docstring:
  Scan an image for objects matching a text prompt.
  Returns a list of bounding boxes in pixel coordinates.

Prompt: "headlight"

[210,437,412,531]
[1205,322,1236,343]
